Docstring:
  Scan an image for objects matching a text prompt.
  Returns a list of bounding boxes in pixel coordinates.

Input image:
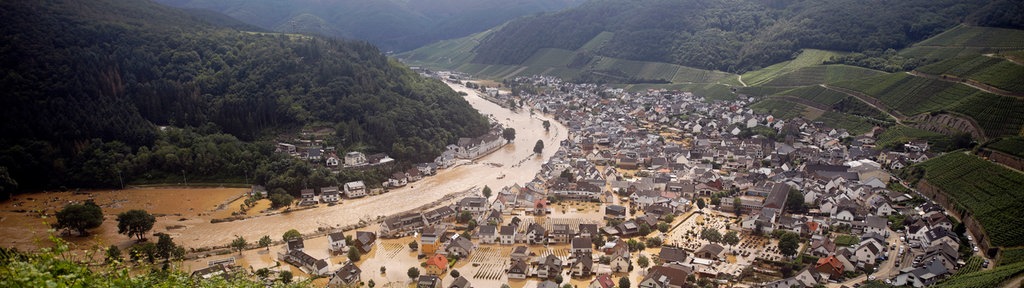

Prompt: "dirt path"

[819,84,905,124]
[737,75,747,87]
[908,71,1024,99]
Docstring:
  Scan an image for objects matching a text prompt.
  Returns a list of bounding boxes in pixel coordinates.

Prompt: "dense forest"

[0,0,489,192]
[471,0,1018,73]
[155,0,585,52]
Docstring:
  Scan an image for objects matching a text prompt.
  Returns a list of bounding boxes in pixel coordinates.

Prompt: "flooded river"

[171,82,567,248]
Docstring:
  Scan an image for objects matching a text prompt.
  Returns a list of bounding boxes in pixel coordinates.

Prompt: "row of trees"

[55,202,156,242]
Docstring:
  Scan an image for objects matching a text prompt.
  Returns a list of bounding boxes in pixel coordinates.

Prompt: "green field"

[875,126,951,150]
[915,153,1024,247]
[774,85,848,107]
[933,261,1024,288]
[750,99,810,120]
[759,65,887,87]
[621,83,739,101]
[740,49,847,86]
[916,55,1024,94]
[817,111,874,135]
[579,31,614,51]
[399,28,493,70]
[832,73,1024,137]
[986,136,1024,158]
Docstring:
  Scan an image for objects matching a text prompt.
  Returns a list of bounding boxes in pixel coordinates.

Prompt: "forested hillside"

[467,0,1017,73]
[156,0,585,52]
[0,0,489,191]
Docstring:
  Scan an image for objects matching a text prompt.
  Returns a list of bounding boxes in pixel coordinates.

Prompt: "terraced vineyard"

[774,85,848,107]
[917,153,1024,247]
[986,137,1024,158]
[901,25,1024,64]
[750,99,810,120]
[933,261,1024,288]
[759,65,887,87]
[740,49,847,86]
[817,111,874,135]
[875,126,951,150]
[916,55,1024,94]
[832,73,1024,137]
[1000,247,1024,266]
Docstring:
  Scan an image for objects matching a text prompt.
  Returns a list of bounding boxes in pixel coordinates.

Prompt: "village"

[175,72,988,288]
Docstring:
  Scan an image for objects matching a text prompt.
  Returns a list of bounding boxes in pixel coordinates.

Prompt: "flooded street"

[168,82,567,248]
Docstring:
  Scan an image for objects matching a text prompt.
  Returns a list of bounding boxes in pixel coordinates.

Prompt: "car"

[868,275,876,281]
[984,260,990,268]
[973,247,980,252]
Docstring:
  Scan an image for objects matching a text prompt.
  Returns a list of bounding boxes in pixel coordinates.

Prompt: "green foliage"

[407,267,420,280]
[105,245,121,263]
[55,201,104,236]
[832,72,1024,137]
[258,235,272,249]
[696,198,706,210]
[279,270,293,284]
[917,55,1024,94]
[985,136,1024,158]
[701,228,722,243]
[470,0,985,73]
[231,236,247,254]
[0,237,310,287]
[723,231,740,247]
[533,140,544,154]
[999,247,1024,265]
[914,153,1024,247]
[502,128,516,142]
[158,0,584,52]
[543,120,551,132]
[282,229,302,242]
[347,246,361,262]
[116,209,156,241]
[482,186,492,199]
[778,232,800,258]
[637,254,649,269]
[408,240,418,251]
[824,49,935,72]
[875,126,952,151]
[834,235,860,247]
[0,0,489,191]
[932,261,1024,288]
[619,276,631,288]
[269,193,294,209]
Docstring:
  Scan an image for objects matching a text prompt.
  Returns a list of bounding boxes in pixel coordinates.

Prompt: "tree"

[348,246,362,262]
[638,254,650,271]
[554,274,564,284]
[408,240,419,251]
[619,276,631,288]
[639,223,651,236]
[258,235,272,250]
[701,228,722,243]
[533,140,544,154]
[105,245,121,263]
[696,198,706,210]
[458,211,472,223]
[785,188,805,214]
[279,270,293,283]
[231,236,247,255]
[450,269,460,278]
[657,222,670,233]
[778,232,800,258]
[407,267,420,280]
[116,209,155,241]
[55,201,104,236]
[733,197,743,216]
[723,231,740,248]
[269,192,294,208]
[156,233,178,260]
[282,229,302,242]
[380,266,387,274]
[502,128,516,142]
[482,186,492,199]
[255,268,270,279]
[368,279,375,288]
[543,120,551,132]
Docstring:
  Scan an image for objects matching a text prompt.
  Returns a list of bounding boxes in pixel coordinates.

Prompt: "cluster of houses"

[198,73,979,287]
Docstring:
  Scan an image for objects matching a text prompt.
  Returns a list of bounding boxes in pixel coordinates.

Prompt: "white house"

[344,181,366,198]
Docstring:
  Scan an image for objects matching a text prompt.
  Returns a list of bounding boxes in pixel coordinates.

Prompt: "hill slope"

[0,0,489,190]
[460,0,1009,73]
[155,0,585,52]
